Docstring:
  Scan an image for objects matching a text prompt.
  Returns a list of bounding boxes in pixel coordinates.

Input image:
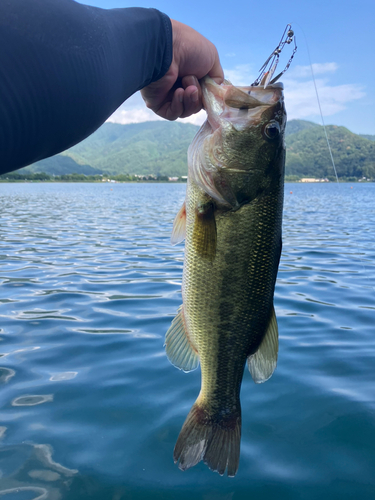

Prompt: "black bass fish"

[165,76,286,476]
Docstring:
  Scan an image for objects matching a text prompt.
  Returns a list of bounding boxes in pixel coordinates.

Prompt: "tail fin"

[173,401,241,477]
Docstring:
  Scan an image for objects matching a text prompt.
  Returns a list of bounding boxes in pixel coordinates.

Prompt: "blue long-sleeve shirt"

[0,0,172,174]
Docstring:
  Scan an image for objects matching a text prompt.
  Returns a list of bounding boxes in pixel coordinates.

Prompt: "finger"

[179,76,202,118]
[180,85,201,118]
[181,75,202,100]
[140,69,178,111]
[181,75,198,89]
[156,87,184,121]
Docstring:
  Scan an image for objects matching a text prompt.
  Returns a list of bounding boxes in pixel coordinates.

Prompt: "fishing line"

[291,23,339,183]
[293,22,374,292]
[252,21,338,185]
[252,23,373,292]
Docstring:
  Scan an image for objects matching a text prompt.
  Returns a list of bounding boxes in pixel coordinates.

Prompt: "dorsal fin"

[247,306,278,383]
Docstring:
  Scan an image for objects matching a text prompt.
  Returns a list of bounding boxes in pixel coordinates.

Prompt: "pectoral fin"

[247,306,278,383]
[171,202,186,245]
[192,201,217,261]
[165,306,199,372]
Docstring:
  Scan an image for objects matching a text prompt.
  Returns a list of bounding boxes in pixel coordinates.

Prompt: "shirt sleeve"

[0,0,173,174]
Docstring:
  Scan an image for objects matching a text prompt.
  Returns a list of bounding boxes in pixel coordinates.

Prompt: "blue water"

[0,182,374,500]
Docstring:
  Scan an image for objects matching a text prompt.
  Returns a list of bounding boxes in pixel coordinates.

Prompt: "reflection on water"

[49,372,77,382]
[0,368,16,384]
[11,395,54,407]
[0,182,374,499]
[0,443,77,499]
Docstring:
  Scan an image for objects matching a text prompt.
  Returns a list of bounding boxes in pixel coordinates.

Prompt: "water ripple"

[0,182,374,498]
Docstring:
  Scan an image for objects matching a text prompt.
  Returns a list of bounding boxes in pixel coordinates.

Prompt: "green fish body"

[166,77,286,476]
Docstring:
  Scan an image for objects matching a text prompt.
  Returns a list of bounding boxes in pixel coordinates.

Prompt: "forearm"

[0,0,172,174]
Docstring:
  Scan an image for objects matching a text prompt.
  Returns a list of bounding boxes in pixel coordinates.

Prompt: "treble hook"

[251,24,297,88]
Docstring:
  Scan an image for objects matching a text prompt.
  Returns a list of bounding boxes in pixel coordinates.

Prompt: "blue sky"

[81,0,375,135]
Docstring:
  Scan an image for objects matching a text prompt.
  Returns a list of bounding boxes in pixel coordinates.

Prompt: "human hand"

[141,19,223,120]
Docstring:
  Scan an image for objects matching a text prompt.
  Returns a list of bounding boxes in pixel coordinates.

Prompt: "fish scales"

[166,76,286,476]
[184,180,282,396]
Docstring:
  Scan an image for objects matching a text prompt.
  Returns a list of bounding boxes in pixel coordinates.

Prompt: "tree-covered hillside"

[285,119,320,136]
[24,155,102,176]
[286,125,375,178]
[359,134,375,141]
[16,119,375,180]
[65,121,198,177]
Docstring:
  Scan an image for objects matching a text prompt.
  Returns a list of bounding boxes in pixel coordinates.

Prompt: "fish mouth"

[202,77,284,132]
[187,77,286,209]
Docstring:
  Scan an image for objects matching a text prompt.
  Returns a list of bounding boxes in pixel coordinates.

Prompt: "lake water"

[0,182,374,500]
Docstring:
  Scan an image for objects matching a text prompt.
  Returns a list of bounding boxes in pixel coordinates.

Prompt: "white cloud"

[288,62,339,79]
[107,106,163,124]
[223,64,255,86]
[178,110,207,126]
[283,77,365,119]
[106,91,207,126]
[106,92,164,124]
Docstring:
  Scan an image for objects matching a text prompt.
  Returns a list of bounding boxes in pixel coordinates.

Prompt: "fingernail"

[190,76,199,87]
[179,94,183,103]
[191,90,198,103]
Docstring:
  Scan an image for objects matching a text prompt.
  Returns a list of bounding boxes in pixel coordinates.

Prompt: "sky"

[80,0,375,135]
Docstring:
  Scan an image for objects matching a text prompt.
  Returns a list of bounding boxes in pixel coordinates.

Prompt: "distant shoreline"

[1,170,373,184]
[0,179,187,184]
[1,179,373,184]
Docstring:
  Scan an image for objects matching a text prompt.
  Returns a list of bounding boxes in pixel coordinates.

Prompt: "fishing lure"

[252,24,297,88]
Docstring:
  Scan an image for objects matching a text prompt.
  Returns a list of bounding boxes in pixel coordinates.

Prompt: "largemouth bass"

[165,76,286,477]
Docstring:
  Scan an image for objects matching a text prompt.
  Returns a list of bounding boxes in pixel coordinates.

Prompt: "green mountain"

[16,119,375,180]
[285,119,320,136]
[23,155,102,176]
[285,124,375,178]
[65,121,198,177]
[359,134,375,141]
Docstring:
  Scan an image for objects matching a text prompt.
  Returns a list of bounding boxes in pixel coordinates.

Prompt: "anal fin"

[247,305,278,383]
[165,306,199,372]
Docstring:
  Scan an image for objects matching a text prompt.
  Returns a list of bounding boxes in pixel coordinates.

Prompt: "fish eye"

[263,121,280,140]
